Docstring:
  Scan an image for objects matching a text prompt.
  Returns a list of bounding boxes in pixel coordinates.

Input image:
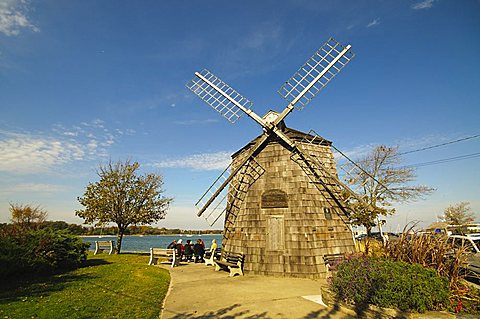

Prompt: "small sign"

[261,189,288,208]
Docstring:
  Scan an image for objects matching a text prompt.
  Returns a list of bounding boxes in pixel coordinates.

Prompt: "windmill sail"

[297,130,392,204]
[195,133,270,220]
[187,37,367,278]
[290,149,353,219]
[186,69,253,124]
[195,164,230,225]
[188,38,362,226]
[278,38,354,110]
[196,158,264,226]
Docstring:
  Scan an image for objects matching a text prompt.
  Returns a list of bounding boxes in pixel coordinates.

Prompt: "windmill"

[187,38,374,278]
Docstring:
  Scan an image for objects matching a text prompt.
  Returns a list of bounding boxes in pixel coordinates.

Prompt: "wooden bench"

[94,240,114,255]
[148,248,178,268]
[214,252,245,277]
[204,247,222,266]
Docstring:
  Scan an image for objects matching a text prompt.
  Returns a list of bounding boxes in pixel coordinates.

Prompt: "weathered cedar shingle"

[221,126,355,279]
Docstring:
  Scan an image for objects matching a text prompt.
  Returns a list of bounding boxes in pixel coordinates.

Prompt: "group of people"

[167,238,217,263]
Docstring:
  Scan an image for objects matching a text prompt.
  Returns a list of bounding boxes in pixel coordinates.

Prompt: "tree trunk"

[116,229,125,254]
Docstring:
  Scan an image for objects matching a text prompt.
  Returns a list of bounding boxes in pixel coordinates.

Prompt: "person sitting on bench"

[193,239,205,263]
[167,240,176,249]
[184,239,194,262]
[175,239,184,261]
[209,239,217,255]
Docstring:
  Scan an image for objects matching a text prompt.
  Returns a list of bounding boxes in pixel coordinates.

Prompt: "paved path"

[159,262,458,319]
[160,262,343,319]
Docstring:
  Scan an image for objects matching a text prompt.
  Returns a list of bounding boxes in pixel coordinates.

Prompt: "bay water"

[81,234,223,253]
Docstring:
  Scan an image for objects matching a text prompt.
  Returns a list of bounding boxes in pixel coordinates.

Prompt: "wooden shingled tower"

[224,126,356,277]
[187,38,374,278]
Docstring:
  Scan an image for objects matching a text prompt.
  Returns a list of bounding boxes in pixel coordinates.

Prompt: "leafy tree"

[39,221,87,235]
[10,204,48,230]
[76,160,173,253]
[346,146,434,235]
[440,202,476,226]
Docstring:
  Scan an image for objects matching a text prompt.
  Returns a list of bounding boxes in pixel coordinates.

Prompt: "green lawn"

[0,253,170,319]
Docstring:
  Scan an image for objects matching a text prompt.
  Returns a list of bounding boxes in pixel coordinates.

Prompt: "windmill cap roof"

[232,125,332,158]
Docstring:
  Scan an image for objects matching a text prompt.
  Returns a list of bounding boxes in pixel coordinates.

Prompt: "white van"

[449,234,480,254]
[448,234,480,277]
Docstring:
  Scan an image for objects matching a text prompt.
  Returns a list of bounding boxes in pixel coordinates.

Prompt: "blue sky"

[0,0,479,230]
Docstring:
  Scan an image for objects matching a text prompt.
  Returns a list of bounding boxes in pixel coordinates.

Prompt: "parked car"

[448,234,480,278]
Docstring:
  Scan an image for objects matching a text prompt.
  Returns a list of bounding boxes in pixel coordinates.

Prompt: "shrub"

[383,224,475,307]
[331,256,449,313]
[0,228,89,279]
[27,228,89,270]
[384,226,462,283]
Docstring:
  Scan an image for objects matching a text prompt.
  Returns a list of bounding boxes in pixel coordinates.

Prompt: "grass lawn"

[0,253,170,319]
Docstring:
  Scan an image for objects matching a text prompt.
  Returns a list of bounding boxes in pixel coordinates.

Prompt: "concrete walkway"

[159,262,458,319]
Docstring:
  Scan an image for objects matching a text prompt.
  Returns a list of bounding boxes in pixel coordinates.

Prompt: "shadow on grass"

[80,257,112,268]
[0,272,95,305]
[0,258,112,304]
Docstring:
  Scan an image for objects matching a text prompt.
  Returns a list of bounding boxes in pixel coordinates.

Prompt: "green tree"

[10,204,48,230]
[76,160,173,253]
[440,202,476,226]
[347,146,434,235]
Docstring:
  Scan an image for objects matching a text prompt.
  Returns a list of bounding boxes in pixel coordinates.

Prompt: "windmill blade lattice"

[278,38,355,110]
[195,164,230,226]
[186,69,253,124]
[290,150,352,219]
[334,149,371,195]
[195,158,265,226]
[299,130,391,198]
[222,158,265,237]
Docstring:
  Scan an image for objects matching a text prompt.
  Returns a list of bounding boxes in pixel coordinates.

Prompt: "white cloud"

[153,151,232,171]
[7,183,66,193]
[411,0,436,10]
[103,133,115,146]
[91,118,105,127]
[0,0,39,36]
[366,18,380,28]
[332,143,377,162]
[0,119,134,174]
[86,139,98,153]
[81,118,105,129]
[0,132,85,174]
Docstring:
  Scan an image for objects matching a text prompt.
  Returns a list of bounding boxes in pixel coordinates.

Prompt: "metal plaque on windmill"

[187,37,369,278]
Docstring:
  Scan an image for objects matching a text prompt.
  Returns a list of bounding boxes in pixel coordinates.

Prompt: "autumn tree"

[76,160,173,253]
[10,204,48,230]
[440,202,476,226]
[346,146,434,235]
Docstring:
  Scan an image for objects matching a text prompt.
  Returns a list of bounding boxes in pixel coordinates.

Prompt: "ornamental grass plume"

[383,223,476,308]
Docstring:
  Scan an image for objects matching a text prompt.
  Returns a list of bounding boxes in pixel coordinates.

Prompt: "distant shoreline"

[79,234,222,238]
